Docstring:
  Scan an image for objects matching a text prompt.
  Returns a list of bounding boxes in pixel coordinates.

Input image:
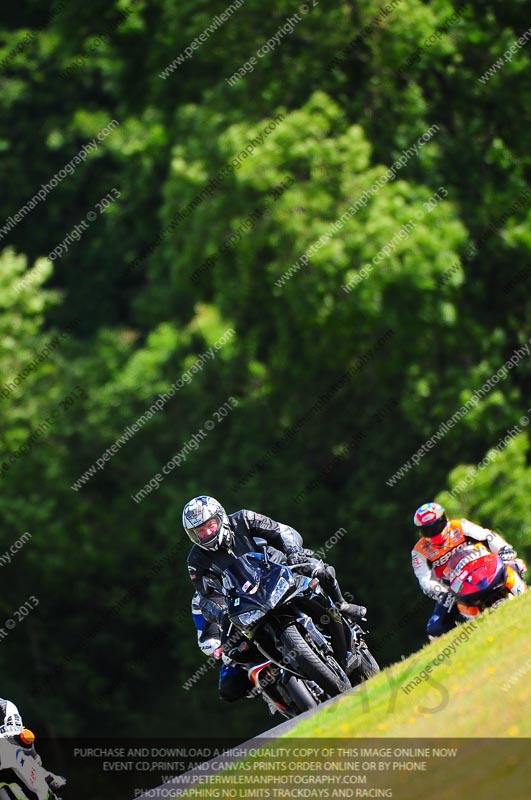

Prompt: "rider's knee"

[219,686,242,703]
[311,561,336,583]
[218,666,249,703]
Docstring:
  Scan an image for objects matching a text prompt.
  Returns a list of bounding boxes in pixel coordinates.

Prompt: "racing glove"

[286,546,308,566]
[498,545,517,563]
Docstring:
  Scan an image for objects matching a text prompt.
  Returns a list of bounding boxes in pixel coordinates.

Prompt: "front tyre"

[280,624,350,697]
[285,676,319,713]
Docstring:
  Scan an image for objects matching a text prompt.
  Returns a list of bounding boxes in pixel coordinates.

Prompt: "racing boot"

[310,563,367,621]
[337,601,367,621]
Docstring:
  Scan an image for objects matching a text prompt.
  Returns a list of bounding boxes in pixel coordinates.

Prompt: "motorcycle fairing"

[446,548,507,605]
[224,553,304,627]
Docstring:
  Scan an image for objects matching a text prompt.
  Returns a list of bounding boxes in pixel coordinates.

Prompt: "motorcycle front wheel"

[280,624,350,697]
[285,675,320,713]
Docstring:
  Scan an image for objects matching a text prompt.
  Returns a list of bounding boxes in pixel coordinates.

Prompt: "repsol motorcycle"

[0,731,63,800]
[221,547,379,713]
[443,543,527,619]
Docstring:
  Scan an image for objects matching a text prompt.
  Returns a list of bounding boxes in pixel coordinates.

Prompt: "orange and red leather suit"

[411,518,510,600]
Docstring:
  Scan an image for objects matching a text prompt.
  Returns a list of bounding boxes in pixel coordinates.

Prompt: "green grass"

[283,591,531,738]
[177,594,531,799]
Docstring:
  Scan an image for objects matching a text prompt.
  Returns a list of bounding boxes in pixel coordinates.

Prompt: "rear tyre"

[350,646,380,686]
[280,624,350,697]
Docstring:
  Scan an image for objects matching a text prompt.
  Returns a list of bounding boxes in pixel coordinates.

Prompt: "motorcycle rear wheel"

[280,624,350,697]
[350,646,380,686]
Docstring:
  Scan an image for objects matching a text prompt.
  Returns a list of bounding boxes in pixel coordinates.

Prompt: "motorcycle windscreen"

[444,544,486,575]
[222,553,265,594]
[223,553,296,611]
[450,553,506,600]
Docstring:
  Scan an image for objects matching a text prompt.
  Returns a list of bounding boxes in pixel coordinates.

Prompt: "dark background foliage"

[1,0,530,747]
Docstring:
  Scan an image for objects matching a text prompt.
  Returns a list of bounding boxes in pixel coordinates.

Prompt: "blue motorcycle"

[221,549,379,711]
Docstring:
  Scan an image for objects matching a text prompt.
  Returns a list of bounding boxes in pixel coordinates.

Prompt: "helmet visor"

[422,515,448,538]
[186,516,221,548]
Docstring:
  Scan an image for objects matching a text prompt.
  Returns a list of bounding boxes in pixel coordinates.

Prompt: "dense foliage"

[1,0,530,741]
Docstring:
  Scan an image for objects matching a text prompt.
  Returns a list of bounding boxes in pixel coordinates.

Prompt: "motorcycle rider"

[191,591,222,660]
[184,496,366,653]
[191,592,287,712]
[412,502,526,638]
[191,592,251,703]
[0,699,23,733]
[0,698,66,791]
